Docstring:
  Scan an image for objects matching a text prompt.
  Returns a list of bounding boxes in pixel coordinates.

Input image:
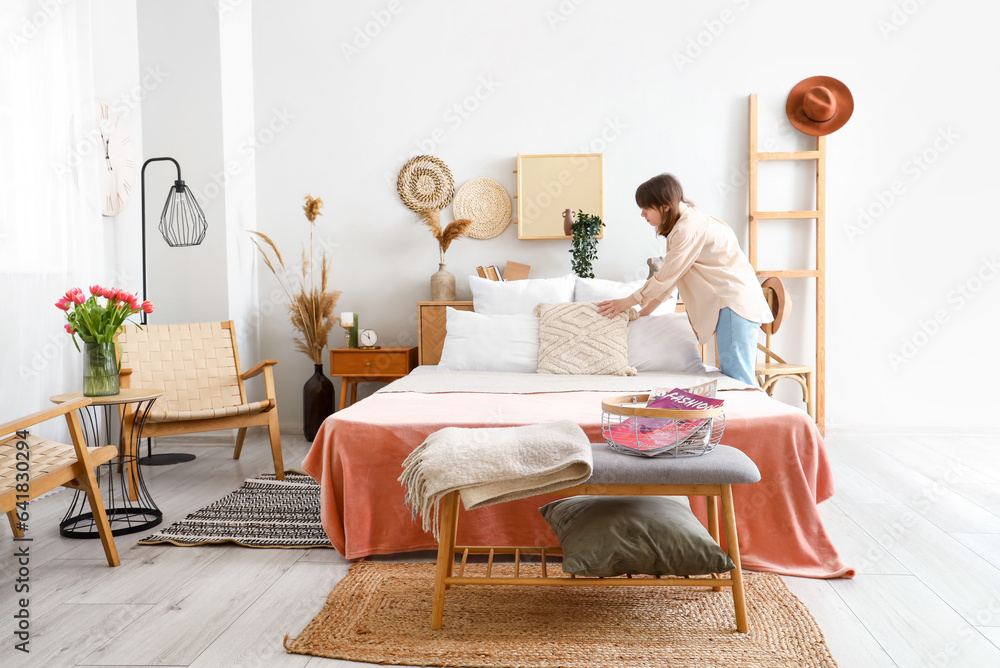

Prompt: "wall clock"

[96,97,135,216]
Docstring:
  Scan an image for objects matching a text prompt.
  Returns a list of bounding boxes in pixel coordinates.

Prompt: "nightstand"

[330,346,418,410]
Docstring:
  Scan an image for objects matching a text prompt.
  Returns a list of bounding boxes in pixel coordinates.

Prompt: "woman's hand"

[596,298,634,319]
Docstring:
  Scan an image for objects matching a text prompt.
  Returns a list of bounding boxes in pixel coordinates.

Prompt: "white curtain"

[0,1,109,437]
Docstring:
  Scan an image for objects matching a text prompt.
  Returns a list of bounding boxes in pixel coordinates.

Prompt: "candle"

[341,312,354,327]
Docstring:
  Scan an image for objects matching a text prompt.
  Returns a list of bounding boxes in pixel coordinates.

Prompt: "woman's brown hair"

[635,173,693,237]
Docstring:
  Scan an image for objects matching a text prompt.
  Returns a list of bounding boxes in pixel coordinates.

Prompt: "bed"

[302,276,853,579]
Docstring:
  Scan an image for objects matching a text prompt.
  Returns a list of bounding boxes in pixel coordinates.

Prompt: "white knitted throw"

[399,420,593,538]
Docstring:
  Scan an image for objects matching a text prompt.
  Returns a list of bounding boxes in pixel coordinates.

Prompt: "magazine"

[606,382,723,456]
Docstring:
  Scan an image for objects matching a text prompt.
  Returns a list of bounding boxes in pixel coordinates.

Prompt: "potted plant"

[250,195,342,441]
[418,208,471,301]
[566,209,605,279]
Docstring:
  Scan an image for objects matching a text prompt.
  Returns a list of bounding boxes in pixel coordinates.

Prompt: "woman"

[596,173,772,385]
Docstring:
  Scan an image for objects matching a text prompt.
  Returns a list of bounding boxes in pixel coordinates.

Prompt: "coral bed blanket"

[302,376,854,579]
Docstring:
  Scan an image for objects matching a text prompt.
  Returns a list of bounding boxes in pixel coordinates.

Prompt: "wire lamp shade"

[158,180,207,246]
[141,157,208,325]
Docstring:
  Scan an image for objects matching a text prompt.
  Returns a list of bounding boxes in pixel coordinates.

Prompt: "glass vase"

[83,341,120,397]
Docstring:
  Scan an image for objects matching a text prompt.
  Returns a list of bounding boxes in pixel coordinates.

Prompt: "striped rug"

[138,472,334,548]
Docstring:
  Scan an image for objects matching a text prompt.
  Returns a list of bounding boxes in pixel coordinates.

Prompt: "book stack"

[476,265,503,281]
[475,261,531,282]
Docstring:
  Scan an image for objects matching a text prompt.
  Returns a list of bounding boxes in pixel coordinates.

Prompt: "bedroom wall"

[144,0,997,433]
[136,0,230,324]
[90,0,144,293]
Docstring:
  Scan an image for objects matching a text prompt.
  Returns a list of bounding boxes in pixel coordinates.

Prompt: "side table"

[330,346,417,410]
[49,388,164,537]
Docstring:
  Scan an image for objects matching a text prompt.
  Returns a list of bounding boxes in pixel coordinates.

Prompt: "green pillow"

[539,495,735,577]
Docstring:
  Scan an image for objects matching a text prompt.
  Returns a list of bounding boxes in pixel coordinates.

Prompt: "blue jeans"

[715,307,760,386]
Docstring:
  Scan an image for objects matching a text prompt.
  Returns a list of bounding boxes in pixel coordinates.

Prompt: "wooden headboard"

[416,298,701,366]
[417,301,474,365]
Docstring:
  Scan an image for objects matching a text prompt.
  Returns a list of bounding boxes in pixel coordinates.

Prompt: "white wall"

[137,0,999,433]
[91,0,144,293]
[136,0,230,324]
[219,0,260,368]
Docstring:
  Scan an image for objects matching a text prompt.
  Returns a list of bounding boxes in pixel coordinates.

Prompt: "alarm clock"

[359,328,380,349]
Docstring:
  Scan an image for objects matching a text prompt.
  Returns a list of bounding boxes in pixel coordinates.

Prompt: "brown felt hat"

[761,277,792,335]
[786,76,854,136]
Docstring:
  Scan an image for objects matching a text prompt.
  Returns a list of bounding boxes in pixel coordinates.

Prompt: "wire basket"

[601,394,725,458]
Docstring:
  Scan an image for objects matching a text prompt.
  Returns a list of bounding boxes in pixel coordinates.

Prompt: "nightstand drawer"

[330,347,417,377]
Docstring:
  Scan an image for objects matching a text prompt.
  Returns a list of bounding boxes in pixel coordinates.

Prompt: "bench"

[431,443,761,632]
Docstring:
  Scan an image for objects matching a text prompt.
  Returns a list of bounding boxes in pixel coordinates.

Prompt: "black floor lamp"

[139,157,208,466]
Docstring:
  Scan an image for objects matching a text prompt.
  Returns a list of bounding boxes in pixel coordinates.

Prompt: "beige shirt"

[629,203,773,344]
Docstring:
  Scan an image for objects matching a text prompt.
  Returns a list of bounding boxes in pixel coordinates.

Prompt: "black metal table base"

[140,452,196,466]
[62,397,163,537]
[60,507,163,538]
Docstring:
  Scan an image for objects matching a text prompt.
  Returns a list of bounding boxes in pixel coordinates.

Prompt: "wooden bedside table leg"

[350,382,358,407]
[339,378,349,411]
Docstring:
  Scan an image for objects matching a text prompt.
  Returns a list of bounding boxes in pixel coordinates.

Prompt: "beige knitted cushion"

[533,302,637,376]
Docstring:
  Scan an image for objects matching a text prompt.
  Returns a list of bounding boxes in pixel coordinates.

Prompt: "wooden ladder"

[748,93,825,435]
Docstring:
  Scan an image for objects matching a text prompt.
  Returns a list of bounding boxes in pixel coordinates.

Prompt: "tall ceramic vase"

[430,262,456,301]
[83,341,120,397]
[303,363,335,442]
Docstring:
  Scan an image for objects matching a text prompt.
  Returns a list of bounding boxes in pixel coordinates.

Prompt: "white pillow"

[470,274,576,315]
[627,313,708,373]
[574,277,677,315]
[438,307,539,372]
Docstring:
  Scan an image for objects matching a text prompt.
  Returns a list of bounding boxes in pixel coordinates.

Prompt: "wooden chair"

[1,398,120,566]
[117,321,285,479]
[756,277,815,421]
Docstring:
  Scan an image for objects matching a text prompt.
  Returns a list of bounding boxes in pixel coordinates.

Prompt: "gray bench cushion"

[584,443,761,486]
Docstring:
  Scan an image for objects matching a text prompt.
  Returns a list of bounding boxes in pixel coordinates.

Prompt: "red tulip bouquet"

[55,286,154,396]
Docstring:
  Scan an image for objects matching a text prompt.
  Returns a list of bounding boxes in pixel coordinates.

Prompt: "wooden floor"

[2,430,1000,667]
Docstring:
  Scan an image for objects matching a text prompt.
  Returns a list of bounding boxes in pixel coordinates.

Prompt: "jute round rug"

[284,561,838,667]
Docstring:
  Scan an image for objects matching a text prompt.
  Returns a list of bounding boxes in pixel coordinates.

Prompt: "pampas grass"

[419,209,471,262]
[251,195,341,364]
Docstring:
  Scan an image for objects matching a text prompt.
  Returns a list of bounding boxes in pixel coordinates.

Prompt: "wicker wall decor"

[397,155,455,212]
[452,177,512,239]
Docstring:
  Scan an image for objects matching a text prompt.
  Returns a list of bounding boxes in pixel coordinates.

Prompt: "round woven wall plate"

[397,155,454,212]
[452,177,512,239]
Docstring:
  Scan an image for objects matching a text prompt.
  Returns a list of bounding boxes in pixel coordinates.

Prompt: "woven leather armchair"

[117,321,285,479]
[1,398,120,565]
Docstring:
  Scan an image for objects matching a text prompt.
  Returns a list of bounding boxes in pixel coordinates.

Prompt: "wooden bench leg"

[431,491,460,630]
[721,484,747,632]
[706,495,723,592]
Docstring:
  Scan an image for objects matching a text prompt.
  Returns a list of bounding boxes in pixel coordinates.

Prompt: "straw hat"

[452,178,512,239]
[786,76,854,136]
[397,156,454,212]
